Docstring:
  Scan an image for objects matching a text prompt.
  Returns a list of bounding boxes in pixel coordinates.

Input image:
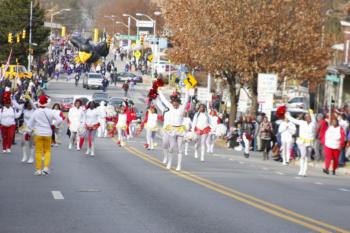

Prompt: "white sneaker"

[26,158,34,164]
[2,150,6,153]
[194,151,198,159]
[85,149,90,155]
[162,158,167,164]
[90,151,95,156]
[42,167,50,175]
[68,143,72,150]
[34,170,42,176]
[6,149,11,153]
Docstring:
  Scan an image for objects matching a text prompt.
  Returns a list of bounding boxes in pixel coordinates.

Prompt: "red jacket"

[317,119,328,145]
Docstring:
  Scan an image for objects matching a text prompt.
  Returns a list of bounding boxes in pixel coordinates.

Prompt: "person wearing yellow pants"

[27,96,63,176]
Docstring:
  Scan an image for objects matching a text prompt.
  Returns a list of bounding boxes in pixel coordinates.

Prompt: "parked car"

[83,72,103,89]
[286,96,309,110]
[155,62,178,75]
[92,92,109,100]
[73,95,92,107]
[116,72,143,83]
[60,97,74,112]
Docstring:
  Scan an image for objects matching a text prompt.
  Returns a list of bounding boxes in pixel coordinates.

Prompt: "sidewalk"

[215,138,350,176]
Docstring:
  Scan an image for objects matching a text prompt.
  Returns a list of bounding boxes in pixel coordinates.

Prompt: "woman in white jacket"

[287,111,316,177]
[142,106,159,150]
[278,117,296,165]
[192,104,211,162]
[207,109,220,154]
[68,99,84,150]
[97,101,107,138]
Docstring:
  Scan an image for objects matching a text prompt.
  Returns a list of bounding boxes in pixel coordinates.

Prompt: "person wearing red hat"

[27,95,63,175]
[0,91,22,153]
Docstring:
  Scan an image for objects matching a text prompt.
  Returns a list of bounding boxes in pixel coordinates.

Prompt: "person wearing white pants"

[158,88,189,171]
[183,113,192,156]
[287,111,316,177]
[83,101,100,156]
[21,100,35,163]
[278,117,296,165]
[116,106,128,146]
[68,99,84,150]
[207,109,220,154]
[97,101,107,138]
[156,98,171,164]
[142,106,159,150]
[192,104,211,162]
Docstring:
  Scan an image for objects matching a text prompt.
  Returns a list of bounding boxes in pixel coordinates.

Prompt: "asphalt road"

[0,80,349,233]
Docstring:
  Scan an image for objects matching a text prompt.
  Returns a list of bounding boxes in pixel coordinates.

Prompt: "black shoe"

[332,171,336,175]
[322,169,329,175]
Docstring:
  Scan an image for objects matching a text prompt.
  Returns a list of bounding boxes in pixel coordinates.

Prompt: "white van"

[83,73,103,89]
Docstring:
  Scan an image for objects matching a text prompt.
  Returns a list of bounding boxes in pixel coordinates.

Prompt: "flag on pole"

[1,48,13,81]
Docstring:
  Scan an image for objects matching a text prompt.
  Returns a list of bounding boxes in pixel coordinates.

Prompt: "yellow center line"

[112,138,349,233]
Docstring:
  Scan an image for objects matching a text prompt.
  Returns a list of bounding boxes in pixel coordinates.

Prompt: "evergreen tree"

[0,0,49,65]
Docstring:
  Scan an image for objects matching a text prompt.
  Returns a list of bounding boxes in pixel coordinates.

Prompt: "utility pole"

[28,0,33,72]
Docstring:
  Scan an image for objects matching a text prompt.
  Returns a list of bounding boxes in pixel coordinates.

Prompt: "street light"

[48,8,71,57]
[104,15,119,35]
[135,12,161,78]
[115,21,128,28]
[122,14,140,55]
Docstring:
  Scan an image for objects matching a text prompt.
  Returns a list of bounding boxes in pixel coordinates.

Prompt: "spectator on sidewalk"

[337,113,349,167]
[323,118,345,175]
[122,81,129,97]
[259,116,273,160]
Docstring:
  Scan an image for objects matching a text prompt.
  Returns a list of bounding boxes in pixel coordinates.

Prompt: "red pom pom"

[276,105,287,119]
[152,78,165,90]
[148,88,158,100]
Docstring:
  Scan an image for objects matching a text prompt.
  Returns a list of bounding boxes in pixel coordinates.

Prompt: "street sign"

[118,34,139,41]
[134,50,141,59]
[258,73,278,103]
[183,74,197,89]
[136,20,154,28]
[325,75,339,83]
[148,54,153,62]
[197,87,211,101]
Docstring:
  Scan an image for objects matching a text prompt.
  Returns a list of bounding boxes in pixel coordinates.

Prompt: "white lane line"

[275,172,284,175]
[314,182,323,185]
[338,188,349,192]
[51,191,64,200]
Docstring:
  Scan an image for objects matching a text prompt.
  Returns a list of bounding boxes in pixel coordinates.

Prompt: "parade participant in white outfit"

[287,110,316,177]
[27,95,63,175]
[183,112,192,156]
[278,117,296,165]
[20,100,35,163]
[83,101,100,156]
[158,88,189,171]
[115,106,128,146]
[97,101,107,138]
[68,99,84,150]
[156,97,171,164]
[207,109,220,154]
[141,106,159,150]
[192,104,211,162]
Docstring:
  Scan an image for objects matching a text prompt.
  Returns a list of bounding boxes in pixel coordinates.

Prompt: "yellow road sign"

[134,50,141,59]
[148,54,153,62]
[183,74,197,89]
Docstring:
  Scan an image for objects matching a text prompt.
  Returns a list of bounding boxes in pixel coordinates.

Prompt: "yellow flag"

[75,51,92,64]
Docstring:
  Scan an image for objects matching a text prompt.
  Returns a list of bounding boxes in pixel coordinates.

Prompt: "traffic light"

[140,34,145,46]
[16,34,20,43]
[8,33,13,44]
[22,29,26,39]
[107,35,112,46]
[61,26,66,37]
